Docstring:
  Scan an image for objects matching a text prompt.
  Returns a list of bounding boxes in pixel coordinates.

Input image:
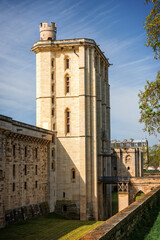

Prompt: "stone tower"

[40,22,57,40]
[32,21,112,220]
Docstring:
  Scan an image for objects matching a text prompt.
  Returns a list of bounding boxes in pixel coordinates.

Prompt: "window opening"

[35,165,38,175]
[35,148,38,158]
[13,183,15,192]
[25,146,27,157]
[63,205,67,212]
[72,168,75,179]
[52,148,55,159]
[66,110,70,133]
[24,165,27,175]
[52,108,54,116]
[52,84,54,92]
[66,76,70,93]
[52,135,55,144]
[13,145,15,157]
[51,72,54,81]
[51,59,54,67]
[66,59,69,69]
[13,164,15,177]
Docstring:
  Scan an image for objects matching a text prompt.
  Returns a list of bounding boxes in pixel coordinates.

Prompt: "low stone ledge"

[80,186,160,240]
[5,202,49,226]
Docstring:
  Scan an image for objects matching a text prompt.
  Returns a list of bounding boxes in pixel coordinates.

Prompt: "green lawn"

[0,213,103,240]
[127,202,160,240]
[135,192,145,201]
[144,170,160,174]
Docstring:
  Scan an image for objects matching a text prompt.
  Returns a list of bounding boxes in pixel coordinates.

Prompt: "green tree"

[139,71,160,135]
[144,0,160,59]
[148,144,160,168]
[138,1,160,135]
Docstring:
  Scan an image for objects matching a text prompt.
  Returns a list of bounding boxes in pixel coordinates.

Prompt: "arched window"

[65,56,70,69]
[125,155,131,164]
[65,74,70,93]
[71,168,75,180]
[65,108,70,133]
[66,58,69,69]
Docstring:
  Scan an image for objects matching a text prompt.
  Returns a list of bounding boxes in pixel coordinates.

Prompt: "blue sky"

[0,0,159,146]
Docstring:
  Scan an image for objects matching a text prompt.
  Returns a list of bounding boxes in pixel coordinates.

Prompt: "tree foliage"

[144,0,160,59]
[138,71,160,135]
[148,144,160,168]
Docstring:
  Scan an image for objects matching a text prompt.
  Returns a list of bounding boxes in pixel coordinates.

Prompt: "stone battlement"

[40,22,57,41]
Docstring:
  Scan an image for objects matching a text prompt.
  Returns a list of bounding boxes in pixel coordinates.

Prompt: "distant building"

[111,139,148,177]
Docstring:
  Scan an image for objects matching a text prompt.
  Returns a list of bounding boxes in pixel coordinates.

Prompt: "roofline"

[31,38,111,66]
[0,114,54,135]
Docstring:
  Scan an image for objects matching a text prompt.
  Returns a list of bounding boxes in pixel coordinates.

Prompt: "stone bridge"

[118,176,160,211]
[99,175,160,212]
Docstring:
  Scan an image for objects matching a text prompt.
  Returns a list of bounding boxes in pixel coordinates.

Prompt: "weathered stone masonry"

[0,115,56,228]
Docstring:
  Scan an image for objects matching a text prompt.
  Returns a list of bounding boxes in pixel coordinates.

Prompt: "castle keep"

[0,22,148,229]
[32,21,112,220]
[0,21,112,228]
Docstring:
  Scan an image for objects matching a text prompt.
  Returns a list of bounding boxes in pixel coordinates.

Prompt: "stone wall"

[0,115,55,228]
[79,186,160,240]
[55,200,80,219]
[5,202,49,225]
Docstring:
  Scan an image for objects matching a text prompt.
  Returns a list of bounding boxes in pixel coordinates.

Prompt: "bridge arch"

[134,190,145,201]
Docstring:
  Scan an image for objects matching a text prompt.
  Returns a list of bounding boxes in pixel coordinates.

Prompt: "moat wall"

[80,186,160,240]
[5,202,49,226]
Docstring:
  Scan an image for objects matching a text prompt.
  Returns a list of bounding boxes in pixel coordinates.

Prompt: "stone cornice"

[0,129,50,144]
[0,114,55,143]
[31,38,111,66]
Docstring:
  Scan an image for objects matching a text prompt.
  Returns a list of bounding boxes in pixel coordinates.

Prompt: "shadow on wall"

[55,138,98,221]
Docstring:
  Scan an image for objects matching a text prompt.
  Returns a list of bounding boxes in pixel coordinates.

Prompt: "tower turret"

[40,21,57,41]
